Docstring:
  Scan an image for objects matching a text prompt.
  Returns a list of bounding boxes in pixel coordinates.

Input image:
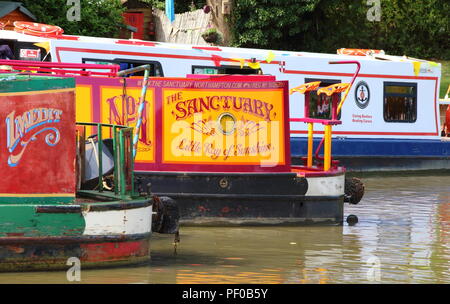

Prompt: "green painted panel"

[0,196,75,204]
[0,205,85,237]
[0,74,75,93]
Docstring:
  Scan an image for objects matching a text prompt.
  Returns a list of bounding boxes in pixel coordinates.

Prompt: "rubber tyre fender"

[152,196,180,234]
[344,177,365,205]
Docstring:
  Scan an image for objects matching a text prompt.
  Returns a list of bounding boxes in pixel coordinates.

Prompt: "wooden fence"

[153,8,212,45]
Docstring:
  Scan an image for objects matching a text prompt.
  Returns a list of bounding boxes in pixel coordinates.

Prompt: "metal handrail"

[329,61,361,115]
[76,122,134,197]
[0,59,120,77]
[117,64,151,160]
[290,61,361,170]
[314,61,361,166]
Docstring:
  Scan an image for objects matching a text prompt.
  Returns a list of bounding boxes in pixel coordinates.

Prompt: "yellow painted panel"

[162,88,285,166]
[99,86,155,163]
[75,85,92,124]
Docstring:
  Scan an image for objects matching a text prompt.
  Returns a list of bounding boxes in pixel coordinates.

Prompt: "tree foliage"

[231,0,321,51]
[232,0,450,60]
[141,0,206,12]
[14,0,125,38]
[13,0,207,37]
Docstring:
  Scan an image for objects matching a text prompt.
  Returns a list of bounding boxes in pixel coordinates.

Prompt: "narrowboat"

[0,73,178,272]
[0,57,364,226]
[0,25,445,172]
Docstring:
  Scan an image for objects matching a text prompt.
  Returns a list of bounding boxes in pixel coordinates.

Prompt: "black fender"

[344,177,365,205]
[152,196,180,234]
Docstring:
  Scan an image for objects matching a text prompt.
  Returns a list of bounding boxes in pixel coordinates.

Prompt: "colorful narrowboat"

[0,59,364,226]
[0,27,445,172]
[0,73,178,272]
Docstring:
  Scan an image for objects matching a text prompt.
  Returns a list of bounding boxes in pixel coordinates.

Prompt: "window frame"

[383,81,417,123]
[82,57,164,77]
[191,64,261,75]
[304,78,342,120]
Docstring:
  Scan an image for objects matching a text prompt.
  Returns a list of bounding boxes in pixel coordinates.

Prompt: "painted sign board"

[74,75,290,173]
[0,75,76,202]
[19,49,40,60]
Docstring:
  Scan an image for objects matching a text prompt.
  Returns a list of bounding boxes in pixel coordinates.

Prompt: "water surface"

[1,174,449,284]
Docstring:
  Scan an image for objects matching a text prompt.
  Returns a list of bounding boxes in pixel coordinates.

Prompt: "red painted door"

[123,12,144,40]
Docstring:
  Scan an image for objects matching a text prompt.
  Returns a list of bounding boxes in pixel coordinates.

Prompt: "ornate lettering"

[171,95,276,122]
[5,108,62,167]
[106,95,152,146]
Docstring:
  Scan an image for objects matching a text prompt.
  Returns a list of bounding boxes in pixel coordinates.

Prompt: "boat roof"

[0,29,440,67]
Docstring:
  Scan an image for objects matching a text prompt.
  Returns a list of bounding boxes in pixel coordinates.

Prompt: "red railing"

[0,59,120,77]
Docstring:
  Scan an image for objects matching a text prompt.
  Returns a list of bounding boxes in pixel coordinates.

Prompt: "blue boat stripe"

[290,137,450,158]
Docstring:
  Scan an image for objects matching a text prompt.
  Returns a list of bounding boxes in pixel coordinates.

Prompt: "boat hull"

[291,137,450,172]
[136,171,345,226]
[0,234,150,272]
[0,198,153,272]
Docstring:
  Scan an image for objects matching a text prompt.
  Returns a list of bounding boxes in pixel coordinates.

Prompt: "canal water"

[0,173,449,284]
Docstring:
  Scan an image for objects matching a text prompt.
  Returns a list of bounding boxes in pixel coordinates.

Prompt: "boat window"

[0,39,17,60]
[192,65,261,75]
[383,82,417,122]
[82,58,164,77]
[304,78,341,120]
[0,39,48,61]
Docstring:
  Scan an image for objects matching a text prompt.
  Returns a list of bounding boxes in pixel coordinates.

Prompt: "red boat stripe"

[115,40,157,47]
[192,46,222,51]
[55,47,438,81]
[81,240,149,262]
[284,69,438,81]
[55,47,282,65]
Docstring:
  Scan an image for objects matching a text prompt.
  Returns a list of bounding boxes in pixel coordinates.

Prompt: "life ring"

[337,48,384,56]
[13,21,63,37]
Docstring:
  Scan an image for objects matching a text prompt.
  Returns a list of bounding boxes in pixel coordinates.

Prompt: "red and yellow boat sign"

[100,86,155,163]
[74,76,290,173]
[163,88,285,166]
[0,76,76,202]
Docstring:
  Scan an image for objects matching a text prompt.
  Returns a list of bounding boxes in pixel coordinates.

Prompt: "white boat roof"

[0,29,432,65]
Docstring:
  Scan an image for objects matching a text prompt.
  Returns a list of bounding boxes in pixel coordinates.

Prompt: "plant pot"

[202,32,218,43]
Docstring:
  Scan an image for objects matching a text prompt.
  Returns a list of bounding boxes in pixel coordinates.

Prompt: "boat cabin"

[0,27,446,172]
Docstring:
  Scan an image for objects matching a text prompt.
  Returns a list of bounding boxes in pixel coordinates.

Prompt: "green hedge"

[14,0,125,38]
[231,0,450,60]
[441,61,450,98]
